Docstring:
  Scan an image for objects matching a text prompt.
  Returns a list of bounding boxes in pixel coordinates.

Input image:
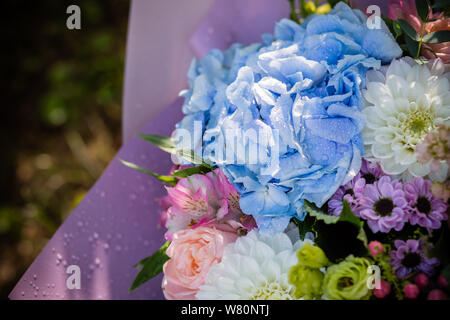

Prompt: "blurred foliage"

[0,0,130,298]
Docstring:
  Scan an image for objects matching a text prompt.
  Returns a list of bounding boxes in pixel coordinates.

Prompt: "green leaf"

[415,0,430,22]
[301,201,367,262]
[176,149,204,165]
[405,35,420,57]
[119,159,178,186]
[432,0,450,9]
[293,215,317,241]
[397,19,420,41]
[172,164,214,178]
[422,30,450,44]
[303,200,340,224]
[303,200,367,247]
[137,133,175,154]
[130,241,171,292]
[136,133,212,167]
[393,20,403,38]
[339,201,364,229]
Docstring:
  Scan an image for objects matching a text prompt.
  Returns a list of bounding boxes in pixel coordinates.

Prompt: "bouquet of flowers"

[123,0,450,300]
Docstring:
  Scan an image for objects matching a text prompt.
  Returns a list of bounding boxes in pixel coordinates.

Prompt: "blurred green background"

[0,0,130,298]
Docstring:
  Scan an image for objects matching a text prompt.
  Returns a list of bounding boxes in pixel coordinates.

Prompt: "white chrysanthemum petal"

[408,162,430,177]
[262,232,293,253]
[363,58,450,181]
[362,107,385,129]
[380,158,408,175]
[364,82,392,104]
[371,143,393,159]
[386,75,408,98]
[261,259,281,282]
[406,82,425,102]
[386,57,412,79]
[395,148,416,165]
[196,230,302,300]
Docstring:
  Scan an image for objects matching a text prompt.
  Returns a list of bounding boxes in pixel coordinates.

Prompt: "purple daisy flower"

[360,159,384,184]
[390,239,439,279]
[328,160,384,216]
[328,174,365,216]
[358,176,409,233]
[404,177,448,233]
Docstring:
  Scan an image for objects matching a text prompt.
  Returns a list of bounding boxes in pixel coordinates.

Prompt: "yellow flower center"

[402,109,434,138]
[249,281,295,300]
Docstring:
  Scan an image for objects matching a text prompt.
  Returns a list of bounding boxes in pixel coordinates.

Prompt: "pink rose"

[162,226,238,300]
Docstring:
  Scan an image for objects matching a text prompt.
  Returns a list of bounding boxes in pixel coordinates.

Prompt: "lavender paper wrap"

[10,0,390,300]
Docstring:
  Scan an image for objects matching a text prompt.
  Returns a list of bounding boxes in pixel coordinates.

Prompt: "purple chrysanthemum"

[328,160,384,216]
[360,159,384,184]
[390,239,439,279]
[328,174,365,216]
[404,177,448,233]
[358,176,409,233]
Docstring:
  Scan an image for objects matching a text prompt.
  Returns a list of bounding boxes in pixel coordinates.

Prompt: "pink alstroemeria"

[160,168,255,240]
[389,0,450,65]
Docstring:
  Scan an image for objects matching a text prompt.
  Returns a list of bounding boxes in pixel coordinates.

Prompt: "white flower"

[362,57,450,181]
[195,230,310,300]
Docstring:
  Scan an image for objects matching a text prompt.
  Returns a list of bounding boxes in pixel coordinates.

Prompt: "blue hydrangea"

[174,2,401,233]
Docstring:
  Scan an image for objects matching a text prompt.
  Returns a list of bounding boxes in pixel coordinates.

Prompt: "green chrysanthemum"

[323,256,372,300]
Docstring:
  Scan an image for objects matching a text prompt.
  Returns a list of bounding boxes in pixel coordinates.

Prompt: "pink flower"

[162,226,238,300]
[438,275,448,288]
[368,240,384,257]
[416,125,450,173]
[388,0,422,33]
[373,280,391,299]
[404,283,420,299]
[427,289,448,300]
[160,168,254,240]
[414,273,429,288]
[423,18,450,65]
[389,1,450,65]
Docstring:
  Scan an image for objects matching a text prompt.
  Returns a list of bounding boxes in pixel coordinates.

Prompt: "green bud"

[323,255,372,300]
[289,265,324,300]
[296,242,329,269]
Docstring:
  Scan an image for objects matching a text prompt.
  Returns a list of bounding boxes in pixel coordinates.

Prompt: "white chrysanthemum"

[196,230,310,300]
[362,57,450,181]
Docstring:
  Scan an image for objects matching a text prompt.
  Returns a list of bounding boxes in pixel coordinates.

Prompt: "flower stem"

[289,0,300,23]
[416,12,429,59]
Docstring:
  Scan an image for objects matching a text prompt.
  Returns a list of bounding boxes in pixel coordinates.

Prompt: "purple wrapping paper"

[10,0,389,300]
[9,99,183,300]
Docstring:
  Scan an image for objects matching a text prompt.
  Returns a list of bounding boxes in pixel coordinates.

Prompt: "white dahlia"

[362,57,450,181]
[196,230,309,300]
